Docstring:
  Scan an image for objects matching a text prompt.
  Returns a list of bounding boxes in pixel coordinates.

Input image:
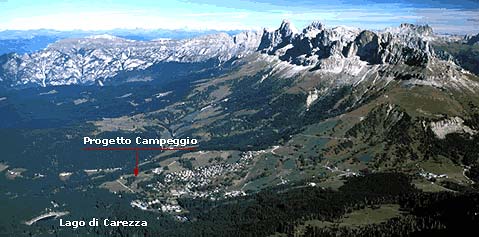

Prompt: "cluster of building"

[130,151,263,216]
[162,151,258,192]
[323,164,359,177]
[418,171,448,181]
[130,199,184,213]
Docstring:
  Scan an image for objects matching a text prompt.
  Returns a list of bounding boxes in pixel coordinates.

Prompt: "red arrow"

[134,149,139,176]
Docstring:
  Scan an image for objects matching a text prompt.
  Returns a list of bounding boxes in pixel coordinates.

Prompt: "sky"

[0,0,478,34]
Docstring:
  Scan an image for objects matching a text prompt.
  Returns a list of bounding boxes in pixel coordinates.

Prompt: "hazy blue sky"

[0,0,478,34]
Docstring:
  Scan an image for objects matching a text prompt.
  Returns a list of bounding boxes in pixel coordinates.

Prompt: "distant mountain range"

[0,28,242,55]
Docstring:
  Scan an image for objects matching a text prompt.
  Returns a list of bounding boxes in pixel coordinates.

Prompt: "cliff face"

[0,32,262,87]
[257,21,435,68]
[0,20,472,90]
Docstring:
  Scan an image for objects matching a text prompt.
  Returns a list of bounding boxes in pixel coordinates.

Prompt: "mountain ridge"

[1,20,476,89]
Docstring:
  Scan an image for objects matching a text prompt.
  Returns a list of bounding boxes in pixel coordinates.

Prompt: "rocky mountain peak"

[258,21,436,69]
[0,31,261,87]
[0,20,464,88]
[466,33,479,45]
[278,19,299,36]
[303,21,324,33]
[387,23,434,37]
[258,19,298,53]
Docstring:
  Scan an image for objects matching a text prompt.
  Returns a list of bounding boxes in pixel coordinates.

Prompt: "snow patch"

[73,98,88,105]
[430,117,476,139]
[154,91,172,98]
[117,93,133,99]
[39,90,58,96]
[306,88,327,110]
